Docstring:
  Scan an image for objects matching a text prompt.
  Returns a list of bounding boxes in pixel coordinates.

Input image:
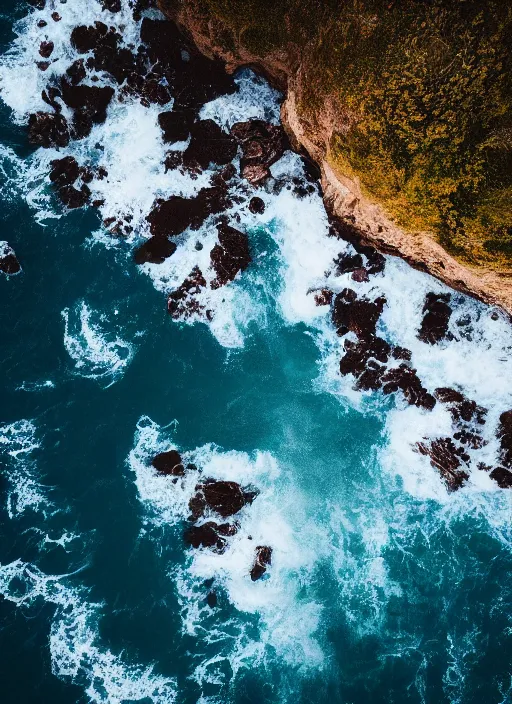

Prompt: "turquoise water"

[1,2,512,703]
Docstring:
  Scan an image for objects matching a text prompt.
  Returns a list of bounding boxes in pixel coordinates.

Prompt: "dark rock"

[352,267,369,283]
[416,437,470,491]
[39,40,54,58]
[164,151,183,172]
[172,52,237,112]
[183,119,237,170]
[0,243,21,275]
[140,18,183,73]
[355,360,386,391]
[381,364,436,410]
[28,112,69,148]
[151,449,184,476]
[339,336,391,377]
[435,388,487,426]
[60,80,115,138]
[50,156,80,188]
[51,12,61,21]
[231,120,289,185]
[36,61,50,71]
[167,266,206,319]
[250,546,272,581]
[101,0,121,11]
[249,197,265,214]
[329,217,386,274]
[453,429,486,450]
[334,252,363,275]
[210,222,251,289]
[37,20,47,27]
[184,521,238,553]
[41,86,62,112]
[189,480,258,520]
[71,23,110,54]
[498,410,512,469]
[139,78,171,107]
[58,184,91,209]
[158,110,194,143]
[206,591,217,608]
[490,466,512,489]
[314,289,333,307]
[331,288,386,339]
[392,346,412,361]
[133,237,177,265]
[301,155,321,183]
[418,292,452,344]
[66,59,87,86]
[147,185,230,238]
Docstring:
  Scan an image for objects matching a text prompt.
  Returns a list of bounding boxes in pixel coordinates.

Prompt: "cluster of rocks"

[150,448,273,590]
[27,6,297,322]
[0,242,21,275]
[321,218,511,491]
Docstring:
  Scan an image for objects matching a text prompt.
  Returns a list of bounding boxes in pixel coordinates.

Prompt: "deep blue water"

[1,2,512,704]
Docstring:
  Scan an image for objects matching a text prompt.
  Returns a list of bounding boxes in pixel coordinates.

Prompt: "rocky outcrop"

[418,293,453,345]
[210,222,251,289]
[161,0,512,315]
[0,242,21,275]
[250,546,272,581]
[189,479,258,520]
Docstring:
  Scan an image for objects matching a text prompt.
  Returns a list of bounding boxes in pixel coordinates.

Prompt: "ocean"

[0,2,512,703]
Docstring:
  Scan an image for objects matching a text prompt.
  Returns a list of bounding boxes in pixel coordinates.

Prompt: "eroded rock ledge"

[159,0,512,316]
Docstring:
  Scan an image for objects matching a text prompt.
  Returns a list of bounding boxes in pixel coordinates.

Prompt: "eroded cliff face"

[159,0,512,314]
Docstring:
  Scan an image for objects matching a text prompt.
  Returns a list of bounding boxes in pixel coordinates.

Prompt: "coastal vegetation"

[167,0,512,268]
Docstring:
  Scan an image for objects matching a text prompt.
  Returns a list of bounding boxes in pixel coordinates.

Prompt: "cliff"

[159,0,512,313]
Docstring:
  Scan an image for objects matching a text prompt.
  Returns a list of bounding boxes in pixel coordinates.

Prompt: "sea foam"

[0,559,177,704]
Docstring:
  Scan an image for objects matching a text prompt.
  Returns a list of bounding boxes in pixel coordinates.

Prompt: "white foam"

[128,416,326,688]
[200,68,281,129]
[0,559,177,704]
[0,419,52,518]
[62,301,135,386]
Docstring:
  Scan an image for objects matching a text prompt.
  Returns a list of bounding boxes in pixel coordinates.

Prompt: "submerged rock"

[0,242,21,275]
[231,119,289,185]
[167,266,207,320]
[28,111,70,148]
[331,288,386,339]
[250,546,272,581]
[151,449,184,476]
[416,437,470,491]
[133,236,177,265]
[189,480,258,520]
[210,222,251,289]
[418,292,452,344]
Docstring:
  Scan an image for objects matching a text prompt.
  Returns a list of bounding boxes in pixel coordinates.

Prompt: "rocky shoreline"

[160,0,512,317]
